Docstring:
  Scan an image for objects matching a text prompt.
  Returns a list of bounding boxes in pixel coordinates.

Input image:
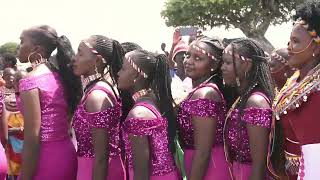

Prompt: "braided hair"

[132,50,176,153]
[196,36,236,107]
[89,35,133,120]
[26,26,83,114]
[231,38,275,110]
[121,42,142,54]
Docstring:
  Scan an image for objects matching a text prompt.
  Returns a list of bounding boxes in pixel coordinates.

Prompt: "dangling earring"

[210,68,214,72]
[244,71,248,78]
[223,79,226,85]
[133,79,137,83]
[236,77,241,87]
[284,72,288,78]
[313,53,315,57]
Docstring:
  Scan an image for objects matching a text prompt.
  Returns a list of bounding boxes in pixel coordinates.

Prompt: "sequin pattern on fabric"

[177,98,226,148]
[123,117,176,176]
[18,73,70,142]
[226,107,272,163]
[72,100,122,158]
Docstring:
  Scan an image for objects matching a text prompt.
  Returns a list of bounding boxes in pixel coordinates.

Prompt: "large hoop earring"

[27,52,43,63]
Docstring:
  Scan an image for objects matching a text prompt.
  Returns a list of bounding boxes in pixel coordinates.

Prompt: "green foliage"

[162,0,302,31]
[0,42,18,55]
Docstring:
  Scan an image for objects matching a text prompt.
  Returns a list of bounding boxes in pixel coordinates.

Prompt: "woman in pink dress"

[72,35,127,180]
[177,36,232,180]
[118,50,180,180]
[16,25,82,180]
[221,38,274,180]
[270,1,320,179]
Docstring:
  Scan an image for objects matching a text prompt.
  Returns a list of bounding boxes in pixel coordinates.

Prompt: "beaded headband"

[223,49,252,62]
[82,41,107,63]
[191,44,218,61]
[127,56,148,79]
[271,51,287,64]
[295,19,320,44]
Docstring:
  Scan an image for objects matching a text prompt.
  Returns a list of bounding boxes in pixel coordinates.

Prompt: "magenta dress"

[123,102,180,180]
[177,83,231,180]
[18,72,77,180]
[0,97,8,180]
[72,85,125,180]
[224,92,272,180]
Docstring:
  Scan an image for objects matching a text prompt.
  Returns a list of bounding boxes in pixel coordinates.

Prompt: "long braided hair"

[132,50,176,153]
[89,35,133,120]
[26,26,83,114]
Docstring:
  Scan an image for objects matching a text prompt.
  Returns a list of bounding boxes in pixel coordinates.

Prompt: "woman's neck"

[298,58,319,81]
[237,79,249,95]
[192,74,211,88]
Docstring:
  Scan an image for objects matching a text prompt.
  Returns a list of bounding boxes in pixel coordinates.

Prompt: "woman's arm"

[20,89,41,180]
[0,103,8,147]
[85,89,114,180]
[246,94,271,180]
[189,87,222,180]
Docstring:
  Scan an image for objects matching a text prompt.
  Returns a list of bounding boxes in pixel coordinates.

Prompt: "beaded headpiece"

[271,51,287,64]
[222,49,252,62]
[127,56,148,79]
[82,41,107,63]
[191,44,218,61]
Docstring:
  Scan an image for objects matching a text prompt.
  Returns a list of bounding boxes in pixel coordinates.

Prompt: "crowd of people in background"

[0,1,319,180]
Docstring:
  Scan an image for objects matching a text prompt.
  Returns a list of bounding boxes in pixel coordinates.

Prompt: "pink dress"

[0,98,8,180]
[123,102,180,180]
[224,92,272,180]
[177,83,231,180]
[72,85,125,180]
[18,72,77,180]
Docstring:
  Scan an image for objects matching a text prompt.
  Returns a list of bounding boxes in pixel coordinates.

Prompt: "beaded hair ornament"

[82,41,107,64]
[222,49,252,62]
[190,44,218,61]
[127,56,148,79]
[271,51,287,64]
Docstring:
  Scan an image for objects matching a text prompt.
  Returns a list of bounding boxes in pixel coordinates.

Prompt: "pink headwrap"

[172,41,189,61]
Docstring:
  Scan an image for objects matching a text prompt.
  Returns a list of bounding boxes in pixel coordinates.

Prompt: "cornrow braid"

[133,50,177,154]
[91,35,134,120]
[121,42,142,54]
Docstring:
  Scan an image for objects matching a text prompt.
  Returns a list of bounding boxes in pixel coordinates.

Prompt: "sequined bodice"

[72,85,122,158]
[177,98,226,148]
[225,107,272,163]
[123,102,176,176]
[18,72,69,142]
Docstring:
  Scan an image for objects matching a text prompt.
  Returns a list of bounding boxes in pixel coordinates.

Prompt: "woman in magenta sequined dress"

[221,38,274,180]
[16,25,82,180]
[177,36,232,180]
[118,50,180,180]
[72,35,127,180]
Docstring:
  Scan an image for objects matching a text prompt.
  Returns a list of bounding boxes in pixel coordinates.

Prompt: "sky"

[0,0,293,52]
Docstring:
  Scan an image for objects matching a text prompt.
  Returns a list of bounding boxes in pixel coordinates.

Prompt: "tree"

[161,0,303,52]
[0,42,18,55]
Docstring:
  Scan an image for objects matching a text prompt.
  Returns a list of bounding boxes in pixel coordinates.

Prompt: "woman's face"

[184,41,217,80]
[117,52,138,91]
[221,44,251,86]
[3,69,15,88]
[72,39,97,76]
[287,24,317,69]
[17,30,36,63]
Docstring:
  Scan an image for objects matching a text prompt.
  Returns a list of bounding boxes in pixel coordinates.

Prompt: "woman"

[17,25,82,180]
[270,1,320,179]
[1,68,24,179]
[222,38,274,180]
[0,79,8,180]
[177,36,231,180]
[72,35,126,180]
[118,50,179,180]
[269,48,295,90]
